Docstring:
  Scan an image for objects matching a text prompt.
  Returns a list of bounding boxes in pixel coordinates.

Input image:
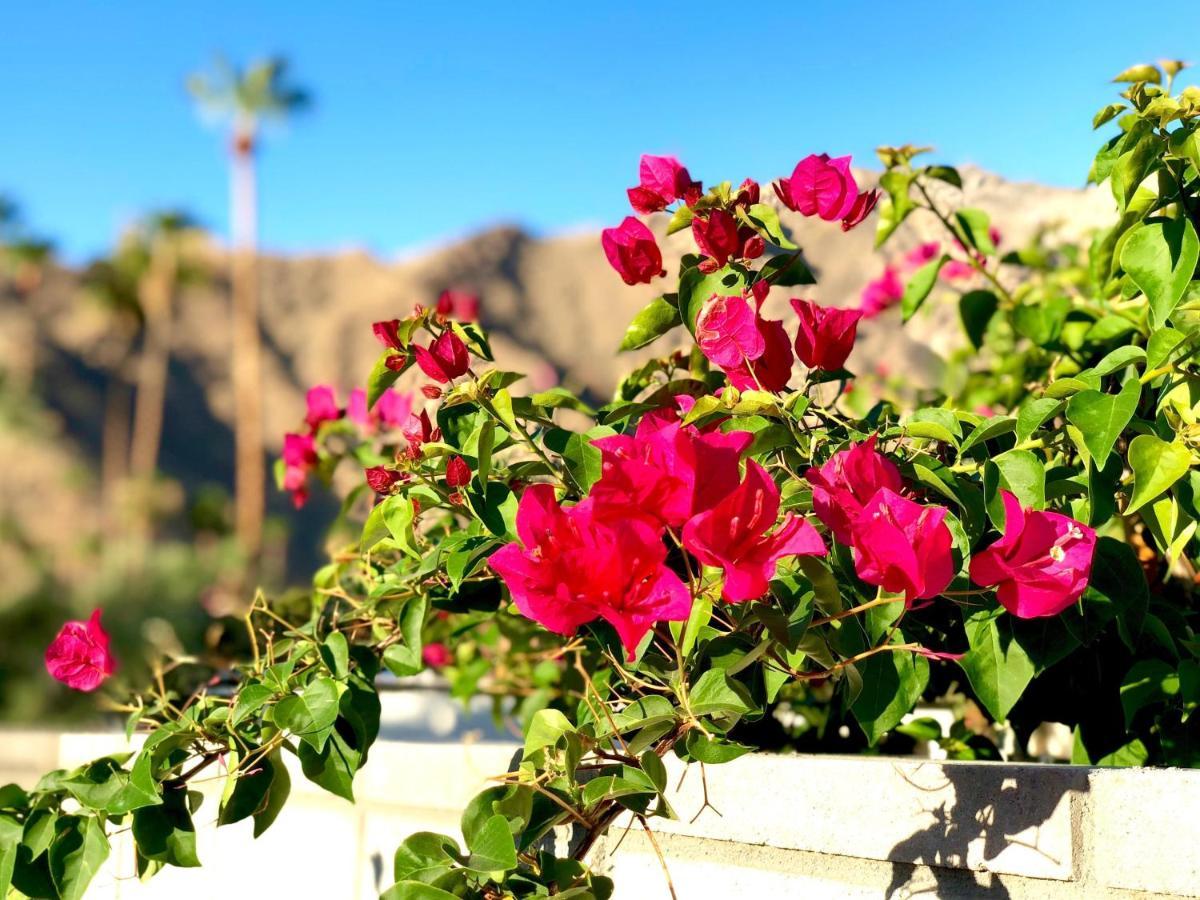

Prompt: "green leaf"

[298,724,362,802]
[320,632,350,680]
[1147,327,1187,370]
[219,747,279,825]
[1126,434,1193,514]
[581,771,657,806]
[901,254,948,321]
[531,387,595,415]
[684,731,753,764]
[758,252,816,286]
[63,754,160,816]
[274,677,340,751]
[958,416,1016,455]
[955,208,996,254]
[382,495,421,559]
[960,610,1036,722]
[48,816,109,900]
[231,684,275,727]
[1121,218,1200,328]
[132,783,201,868]
[367,350,408,408]
[0,814,21,896]
[1065,378,1140,465]
[959,290,999,349]
[1089,345,1146,377]
[1113,63,1161,83]
[523,709,575,760]
[462,814,518,874]
[741,203,797,250]
[382,595,429,678]
[1120,660,1179,728]
[984,449,1046,519]
[1093,103,1128,129]
[851,647,929,745]
[924,165,962,188]
[1016,398,1064,444]
[252,749,291,838]
[688,669,755,719]
[393,832,460,884]
[381,882,462,900]
[1096,738,1150,767]
[1110,133,1162,211]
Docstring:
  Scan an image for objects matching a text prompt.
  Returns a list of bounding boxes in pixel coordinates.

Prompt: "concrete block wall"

[2,730,1198,898]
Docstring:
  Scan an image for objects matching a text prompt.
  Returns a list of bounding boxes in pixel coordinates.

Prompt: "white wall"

[4,729,1199,899]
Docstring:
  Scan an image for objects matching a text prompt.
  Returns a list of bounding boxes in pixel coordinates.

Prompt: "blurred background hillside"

[1,1,1195,723]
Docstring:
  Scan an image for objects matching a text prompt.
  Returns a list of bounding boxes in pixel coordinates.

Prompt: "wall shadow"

[885,763,1089,899]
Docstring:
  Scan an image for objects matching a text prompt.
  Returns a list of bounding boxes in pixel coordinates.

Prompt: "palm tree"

[0,198,54,297]
[187,57,311,559]
[126,212,208,482]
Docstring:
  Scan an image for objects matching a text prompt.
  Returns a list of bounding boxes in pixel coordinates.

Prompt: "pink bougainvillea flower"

[790,298,863,372]
[435,289,480,322]
[850,489,955,604]
[282,432,318,508]
[348,388,414,434]
[373,319,404,351]
[627,154,698,214]
[488,485,691,659]
[725,316,793,393]
[422,642,452,668]
[304,385,341,432]
[602,216,664,285]
[445,455,471,489]
[591,408,752,529]
[775,154,858,221]
[401,409,440,460]
[696,294,766,368]
[941,259,977,281]
[969,490,1096,618]
[684,460,826,603]
[692,209,743,268]
[365,465,405,495]
[840,188,880,231]
[859,266,905,319]
[45,609,116,692]
[902,242,941,272]
[806,435,905,545]
[413,330,470,384]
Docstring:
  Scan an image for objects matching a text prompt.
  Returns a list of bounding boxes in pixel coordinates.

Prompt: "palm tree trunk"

[231,137,264,559]
[129,244,177,481]
[101,375,131,528]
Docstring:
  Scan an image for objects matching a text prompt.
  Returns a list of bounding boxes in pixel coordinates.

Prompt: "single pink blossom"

[790,298,863,372]
[422,642,452,668]
[365,465,405,495]
[627,154,698,214]
[591,408,752,529]
[696,294,766,368]
[691,208,743,268]
[489,486,691,659]
[806,435,905,545]
[850,489,955,604]
[413,330,470,383]
[859,266,905,319]
[602,216,664,285]
[775,154,858,222]
[725,316,793,393]
[373,319,404,350]
[683,461,826,603]
[446,455,471,489]
[305,385,341,432]
[282,432,318,508]
[436,290,480,321]
[45,609,116,692]
[902,242,941,272]
[970,491,1096,618]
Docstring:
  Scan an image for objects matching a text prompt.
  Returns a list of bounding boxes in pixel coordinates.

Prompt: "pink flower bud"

[602,217,664,285]
[365,466,405,495]
[373,319,404,350]
[446,455,471,489]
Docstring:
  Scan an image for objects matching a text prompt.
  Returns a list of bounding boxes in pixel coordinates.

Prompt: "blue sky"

[2,1,1197,262]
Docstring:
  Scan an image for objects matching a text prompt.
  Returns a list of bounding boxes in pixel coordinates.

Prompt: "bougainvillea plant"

[7,62,1200,899]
